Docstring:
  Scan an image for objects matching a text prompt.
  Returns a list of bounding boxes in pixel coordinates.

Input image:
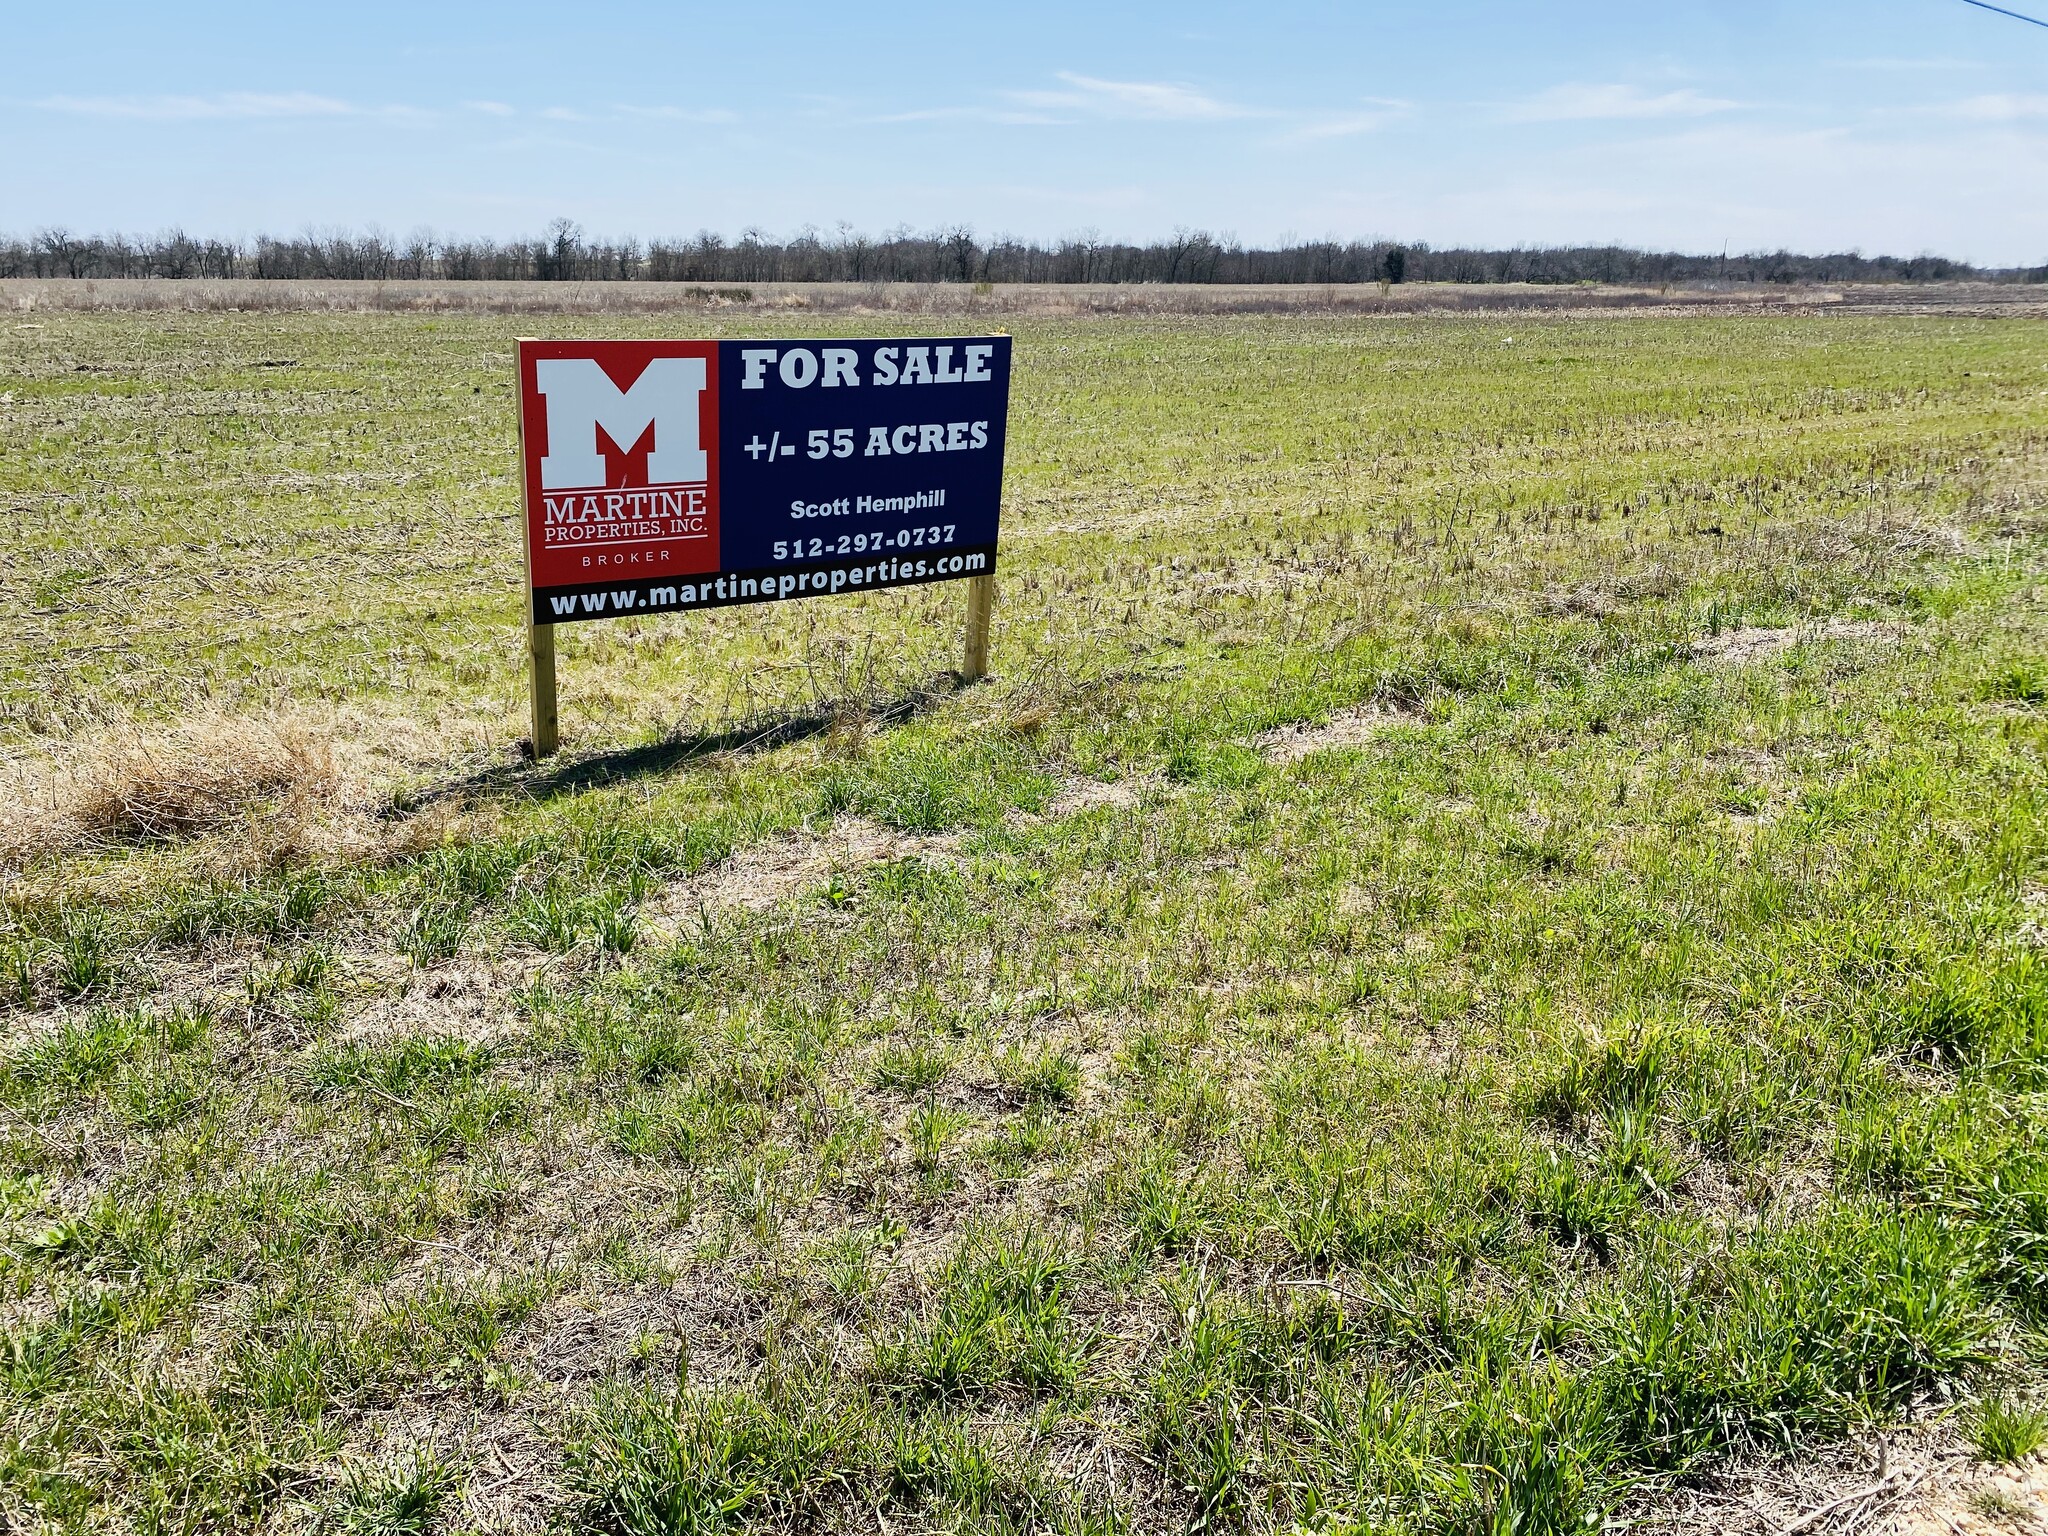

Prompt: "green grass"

[3,306,2044,739]
[339,1444,459,1535]
[1970,1396,2048,1464]
[0,305,2045,1531]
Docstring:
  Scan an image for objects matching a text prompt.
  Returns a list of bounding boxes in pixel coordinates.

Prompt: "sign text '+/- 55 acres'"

[766,421,995,462]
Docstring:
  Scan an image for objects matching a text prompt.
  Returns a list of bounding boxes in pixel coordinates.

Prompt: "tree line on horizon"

[3,221,2038,286]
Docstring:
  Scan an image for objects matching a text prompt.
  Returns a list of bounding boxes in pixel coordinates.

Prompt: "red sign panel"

[516,339,722,595]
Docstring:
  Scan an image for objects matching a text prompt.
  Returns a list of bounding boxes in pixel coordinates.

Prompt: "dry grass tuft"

[79,716,338,842]
[0,702,491,873]
[2,711,345,864]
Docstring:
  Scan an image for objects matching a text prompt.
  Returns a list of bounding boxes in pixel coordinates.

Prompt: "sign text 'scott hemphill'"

[517,337,1012,625]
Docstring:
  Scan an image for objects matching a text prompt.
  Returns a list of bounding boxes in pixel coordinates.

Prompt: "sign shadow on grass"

[399,672,973,812]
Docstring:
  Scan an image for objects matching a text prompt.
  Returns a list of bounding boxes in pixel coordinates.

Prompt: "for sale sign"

[517,336,1011,626]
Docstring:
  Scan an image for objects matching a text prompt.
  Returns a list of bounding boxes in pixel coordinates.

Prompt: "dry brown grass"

[0,709,433,869]
[80,715,336,838]
[10,277,2045,318]
[0,712,336,867]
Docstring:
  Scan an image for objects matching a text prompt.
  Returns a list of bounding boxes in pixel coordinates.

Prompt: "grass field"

[2,305,2046,1534]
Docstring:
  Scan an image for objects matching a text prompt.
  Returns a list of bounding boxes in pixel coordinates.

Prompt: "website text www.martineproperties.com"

[534,546,993,623]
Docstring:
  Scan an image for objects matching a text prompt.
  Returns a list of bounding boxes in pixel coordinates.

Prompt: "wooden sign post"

[961,572,993,683]
[514,346,562,758]
[527,620,559,758]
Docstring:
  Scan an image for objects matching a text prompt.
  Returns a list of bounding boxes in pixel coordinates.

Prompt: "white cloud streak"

[865,74,1404,141]
[1337,120,2048,264]
[1828,56,1987,71]
[614,105,741,123]
[868,106,1067,125]
[1945,93,2048,120]
[1282,99,1411,142]
[37,91,378,121]
[36,92,746,129]
[1006,72,1260,121]
[1503,83,1743,123]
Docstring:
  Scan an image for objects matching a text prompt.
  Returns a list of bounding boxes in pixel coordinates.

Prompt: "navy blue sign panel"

[718,337,1010,574]
[517,336,1010,625]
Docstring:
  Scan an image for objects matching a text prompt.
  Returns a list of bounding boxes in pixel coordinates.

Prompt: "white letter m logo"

[535,357,708,491]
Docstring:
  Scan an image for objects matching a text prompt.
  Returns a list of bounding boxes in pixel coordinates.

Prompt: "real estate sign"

[516,336,1012,626]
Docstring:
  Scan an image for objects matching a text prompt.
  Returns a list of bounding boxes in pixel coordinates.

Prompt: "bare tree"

[835,221,874,282]
[36,229,89,279]
[937,226,977,283]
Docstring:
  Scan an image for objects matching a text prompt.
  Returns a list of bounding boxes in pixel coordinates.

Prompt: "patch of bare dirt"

[1625,1435,1948,1535]
[442,1415,564,1536]
[639,816,964,937]
[1688,619,1900,668]
[633,776,1155,937]
[2016,886,2048,952]
[334,955,539,1047]
[1038,776,1151,818]
[1892,1455,2048,1535]
[1255,704,1420,762]
[516,1267,770,1395]
[336,1406,564,1536]
[1623,1421,2048,1536]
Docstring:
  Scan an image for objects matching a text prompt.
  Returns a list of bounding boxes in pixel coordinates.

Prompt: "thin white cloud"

[1283,98,1411,142]
[1006,71,1260,121]
[1503,83,1743,123]
[1828,56,1988,70]
[37,91,371,121]
[866,75,1400,139]
[34,91,747,127]
[614,105,740,124]
[1946,93,2048,120]
[868,105,1068,126]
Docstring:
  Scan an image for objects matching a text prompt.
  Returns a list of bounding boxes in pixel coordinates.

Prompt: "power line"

[1960,0,2048,27]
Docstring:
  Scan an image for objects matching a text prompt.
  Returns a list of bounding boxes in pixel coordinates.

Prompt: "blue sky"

[7,0,2048,263]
